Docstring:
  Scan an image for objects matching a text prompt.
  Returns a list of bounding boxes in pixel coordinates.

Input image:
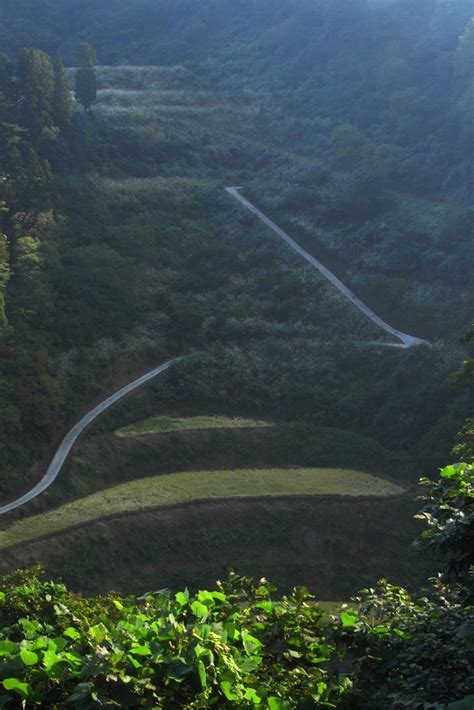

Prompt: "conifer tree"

[75,43,97,112]
[0,53,15,122]
[23,147,54,208]
[17,49,54,134]
[52,58,72,129]
[0,232,10,328]
[6,146,53,210]
[6,146,27,201]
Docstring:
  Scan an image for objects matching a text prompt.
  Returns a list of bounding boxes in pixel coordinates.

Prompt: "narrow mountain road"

[0,189,428,517]
[225,187,428,349]
[0,361,175,516]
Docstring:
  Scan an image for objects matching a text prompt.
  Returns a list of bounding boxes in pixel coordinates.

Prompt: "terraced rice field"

[0,468,405,550]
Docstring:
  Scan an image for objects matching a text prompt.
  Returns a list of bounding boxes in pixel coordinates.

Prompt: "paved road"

[0,360,175,516]
[225,187,428,349]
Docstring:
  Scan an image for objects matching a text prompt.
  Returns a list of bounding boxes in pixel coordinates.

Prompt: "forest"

[0,0,472,707]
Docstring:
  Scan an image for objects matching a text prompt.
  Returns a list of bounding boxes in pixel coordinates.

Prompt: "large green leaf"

[340,612,359,628]
[20,649,38,666]
[191,601,208,618]
[242,631,263,654]
[63,627,81,641]
[221,681,239,701]
[2,678,33,698]
[198,660,207,689]
[0,641,17,657]
[129,645,152,656]
[268,698,291,710]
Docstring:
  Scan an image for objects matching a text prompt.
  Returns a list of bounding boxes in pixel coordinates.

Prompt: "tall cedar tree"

[0,53,15,122]
[52,58,72,128]
[75,43,97,112]
[0,233,10,328]
[17,49,54,134]
[6,146,53,210]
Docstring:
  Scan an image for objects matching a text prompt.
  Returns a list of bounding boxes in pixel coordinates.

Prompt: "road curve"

[225,187,428,349]
[0,360,176,516]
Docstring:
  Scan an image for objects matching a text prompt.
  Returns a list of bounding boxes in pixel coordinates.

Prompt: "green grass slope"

[0,468,405,550]
[116,415,273,437]
[0,494,428,599]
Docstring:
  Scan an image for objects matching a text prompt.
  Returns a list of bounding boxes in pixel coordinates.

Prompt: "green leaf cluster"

[417,462,474,586]
[335,577,474,708]
[0,568,346,708]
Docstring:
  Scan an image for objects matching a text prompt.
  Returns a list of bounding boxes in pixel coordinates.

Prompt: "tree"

[17,49,54,135]
[6,146,54,210]
[0,53,15,123]
[75,43,97,112]
[452,324,474,466]
[0,232,10,328]
[417,462,474,586]
[337,461,474,709]
[52,58,72,129]
[76,42,96,67]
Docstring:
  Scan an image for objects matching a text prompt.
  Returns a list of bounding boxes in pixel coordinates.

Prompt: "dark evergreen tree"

[0,53,15,121]
[75,43,97,112]
[17,49,54,135]
[0,232,10,328]
[77,42,97,67]
[23,147,54,208]
[6,146,53,210]
[52,58,72,129]
[6,146,27,201]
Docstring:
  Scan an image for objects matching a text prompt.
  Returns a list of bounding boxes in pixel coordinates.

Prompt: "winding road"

[0,188,427,517]
[0,361,175,516]
[225,188,428,349]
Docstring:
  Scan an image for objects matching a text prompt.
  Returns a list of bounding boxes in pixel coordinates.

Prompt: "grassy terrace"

[115,415,273,437]
[0,468,405,551]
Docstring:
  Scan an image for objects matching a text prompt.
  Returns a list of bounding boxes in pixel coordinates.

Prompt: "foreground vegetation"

[0,461,471,708]
[0,468,403,551]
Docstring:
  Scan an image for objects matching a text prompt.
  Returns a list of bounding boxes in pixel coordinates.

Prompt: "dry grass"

[0,468,405,550]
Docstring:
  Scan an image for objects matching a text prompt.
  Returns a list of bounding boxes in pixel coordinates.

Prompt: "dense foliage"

[0,568,347,708]
[0,462,472,708]
[417,462,474,589]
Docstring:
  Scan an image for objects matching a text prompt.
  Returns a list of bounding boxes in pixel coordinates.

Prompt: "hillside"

[1,0,474,207]
[0,0,473,706]
[0,3,472,706]
[0,10,472,591]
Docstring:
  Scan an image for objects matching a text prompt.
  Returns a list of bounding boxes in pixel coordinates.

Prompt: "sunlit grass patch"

[95,104,227,120]
[96,65,186,89]
[0,469,406,550]
[97,87,223,104]
[116,415,273,438]
[97,176,207,194]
